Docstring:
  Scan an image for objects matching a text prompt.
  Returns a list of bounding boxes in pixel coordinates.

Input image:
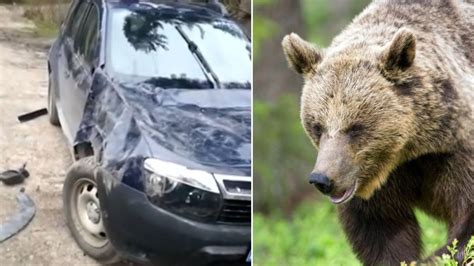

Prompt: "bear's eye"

[346,123,365,138]
[312,123,324,138]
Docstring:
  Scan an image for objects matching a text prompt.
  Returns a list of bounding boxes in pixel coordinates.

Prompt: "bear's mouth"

[330,182,357,204]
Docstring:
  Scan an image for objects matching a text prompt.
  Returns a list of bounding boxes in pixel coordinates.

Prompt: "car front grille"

[223,180,251,195]
[217,199,251,225]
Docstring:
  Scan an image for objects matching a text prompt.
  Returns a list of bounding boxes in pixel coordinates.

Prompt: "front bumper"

[96,171,251,266]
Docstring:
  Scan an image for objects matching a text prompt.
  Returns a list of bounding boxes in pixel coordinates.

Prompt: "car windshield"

[107,7,251,89]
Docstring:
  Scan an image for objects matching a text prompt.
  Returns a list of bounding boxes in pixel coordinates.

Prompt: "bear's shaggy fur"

[282,0,473,264]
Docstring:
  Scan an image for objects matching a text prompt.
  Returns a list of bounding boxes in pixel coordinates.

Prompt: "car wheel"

[48,72,60,126]
[63,157,121,264]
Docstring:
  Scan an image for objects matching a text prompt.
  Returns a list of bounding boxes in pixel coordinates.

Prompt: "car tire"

[63,156,121,265]
[48,72,60,126]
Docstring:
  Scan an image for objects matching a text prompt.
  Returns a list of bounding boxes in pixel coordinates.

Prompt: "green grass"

[254,200,448,266]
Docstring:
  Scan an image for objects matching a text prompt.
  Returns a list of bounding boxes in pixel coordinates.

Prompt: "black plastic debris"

[0,189,36,243]
[0,163,29,185]
[17,108,48,123]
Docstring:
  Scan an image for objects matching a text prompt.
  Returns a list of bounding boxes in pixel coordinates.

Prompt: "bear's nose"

[309,172,333,195]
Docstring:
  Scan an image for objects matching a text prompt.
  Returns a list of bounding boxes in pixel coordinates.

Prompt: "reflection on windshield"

[108,7,251,89]
[123,10,169,52]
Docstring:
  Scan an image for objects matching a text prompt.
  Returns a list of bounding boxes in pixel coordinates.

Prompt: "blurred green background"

[253,0,447,265]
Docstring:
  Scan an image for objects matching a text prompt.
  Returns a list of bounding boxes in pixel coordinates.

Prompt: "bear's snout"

[309,172,334,194]
[314,135,354,180]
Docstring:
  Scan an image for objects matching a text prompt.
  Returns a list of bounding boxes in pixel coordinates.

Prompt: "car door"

[56,0,91,142]
[60,2,101,143]
[48,0,78,110]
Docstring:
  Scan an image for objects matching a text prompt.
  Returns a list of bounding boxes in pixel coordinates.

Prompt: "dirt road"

[0,5,98,266]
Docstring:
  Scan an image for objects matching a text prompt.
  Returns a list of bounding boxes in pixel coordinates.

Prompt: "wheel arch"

[73,142,95,161]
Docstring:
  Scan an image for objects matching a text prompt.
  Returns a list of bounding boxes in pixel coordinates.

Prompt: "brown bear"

[281,0,473,265]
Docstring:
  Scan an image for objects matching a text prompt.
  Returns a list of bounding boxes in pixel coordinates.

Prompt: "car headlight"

[143,158,222,223]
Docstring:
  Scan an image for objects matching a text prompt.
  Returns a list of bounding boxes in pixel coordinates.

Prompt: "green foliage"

[253,96,316,214]
[254,201,449,266]
[438,239,460,266]
[301,0,371,46]
[418,211,447,256]
[464,237,474,265]
[437,236,474,266]
[254,0,274,5]
[253,0,276,59]
[464,237,474,264]
[254,201,359,266]
[301,0,330,46]
[253,16,277,60]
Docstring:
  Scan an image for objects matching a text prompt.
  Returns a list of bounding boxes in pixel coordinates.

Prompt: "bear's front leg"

[338,196,422,266]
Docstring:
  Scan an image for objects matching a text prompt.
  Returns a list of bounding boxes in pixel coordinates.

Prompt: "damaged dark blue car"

[47,0,251,265]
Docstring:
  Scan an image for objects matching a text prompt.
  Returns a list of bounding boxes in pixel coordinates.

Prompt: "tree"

[254,0,305,100]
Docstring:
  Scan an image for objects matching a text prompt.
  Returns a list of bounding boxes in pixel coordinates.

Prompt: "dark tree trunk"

[254,0,305,101]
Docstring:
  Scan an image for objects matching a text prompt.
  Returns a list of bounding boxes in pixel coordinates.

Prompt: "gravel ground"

[0,5,99,266]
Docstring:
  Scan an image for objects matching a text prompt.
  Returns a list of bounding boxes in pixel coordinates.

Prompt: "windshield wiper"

[175,25,221,89]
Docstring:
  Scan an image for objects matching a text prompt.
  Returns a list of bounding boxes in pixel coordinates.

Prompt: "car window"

[109,10,207,83]
[61,1,78,31]
[73,7,91,56]
[107,8,251,89]
[65,1,89,38]
[79,6,100,66]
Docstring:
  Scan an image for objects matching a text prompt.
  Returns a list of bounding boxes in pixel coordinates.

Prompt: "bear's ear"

[382,28,416,72]
[282,33,323,76]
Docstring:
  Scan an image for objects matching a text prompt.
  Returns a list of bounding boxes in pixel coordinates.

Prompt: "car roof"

[104,0,227,19]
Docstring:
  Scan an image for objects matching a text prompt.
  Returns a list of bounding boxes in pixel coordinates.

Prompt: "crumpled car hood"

[75,70,251,190]
[119,81,251,170]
